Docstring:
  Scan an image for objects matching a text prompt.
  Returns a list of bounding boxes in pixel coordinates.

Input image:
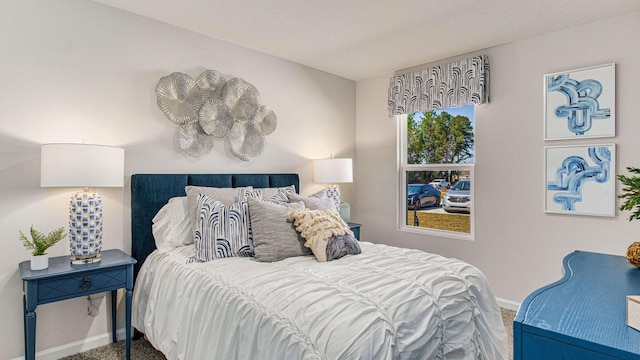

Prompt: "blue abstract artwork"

[545,144,615,217]
[547,75,610,135]
[545,64,615,140]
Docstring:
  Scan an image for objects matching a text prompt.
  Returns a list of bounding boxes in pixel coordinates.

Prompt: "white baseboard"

[11,328,126,360]
[496,297,521,311]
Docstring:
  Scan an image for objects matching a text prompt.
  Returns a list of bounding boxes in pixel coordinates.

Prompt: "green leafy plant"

[618,167,640,221]
[19,226,66,256]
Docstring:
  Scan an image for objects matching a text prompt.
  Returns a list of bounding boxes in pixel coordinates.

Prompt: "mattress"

[133,242,507,359]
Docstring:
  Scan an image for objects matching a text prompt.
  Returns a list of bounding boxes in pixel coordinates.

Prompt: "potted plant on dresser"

[19,226,66,270]
[618,167,640,267]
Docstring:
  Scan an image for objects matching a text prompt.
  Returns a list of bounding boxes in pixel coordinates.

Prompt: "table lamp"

[41,144,124,264]
[313,157,353,221]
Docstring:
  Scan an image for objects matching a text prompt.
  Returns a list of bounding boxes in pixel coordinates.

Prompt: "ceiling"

[92,0,640,81]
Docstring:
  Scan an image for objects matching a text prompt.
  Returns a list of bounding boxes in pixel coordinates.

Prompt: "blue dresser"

[514,251,640,359]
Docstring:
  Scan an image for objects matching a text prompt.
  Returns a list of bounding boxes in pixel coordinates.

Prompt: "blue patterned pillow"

[240,185,296,205]
[236,186,261,202]
[193,193,252,262]
[267,185,296,204]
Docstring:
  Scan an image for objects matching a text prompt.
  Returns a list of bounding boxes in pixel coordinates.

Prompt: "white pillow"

[152,196,193,253]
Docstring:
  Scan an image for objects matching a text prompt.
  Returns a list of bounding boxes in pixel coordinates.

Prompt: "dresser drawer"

[36,267,128,303]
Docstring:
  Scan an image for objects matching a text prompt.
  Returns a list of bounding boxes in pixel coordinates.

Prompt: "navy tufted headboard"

[130,173,299,278]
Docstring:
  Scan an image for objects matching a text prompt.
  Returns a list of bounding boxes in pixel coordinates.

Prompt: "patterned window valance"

[387,55,489,116]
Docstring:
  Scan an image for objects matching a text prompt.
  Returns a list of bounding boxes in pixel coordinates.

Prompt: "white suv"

[429,179,450,189]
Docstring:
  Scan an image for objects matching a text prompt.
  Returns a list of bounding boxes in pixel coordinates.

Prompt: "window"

[398,104,475,240]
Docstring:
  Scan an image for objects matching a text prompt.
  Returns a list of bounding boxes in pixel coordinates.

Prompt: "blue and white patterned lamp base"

[325,185,341,211]
[69,191,103,264]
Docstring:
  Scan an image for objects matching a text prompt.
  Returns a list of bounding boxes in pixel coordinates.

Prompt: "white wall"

[356,11,640,306]
[0,0,355,358]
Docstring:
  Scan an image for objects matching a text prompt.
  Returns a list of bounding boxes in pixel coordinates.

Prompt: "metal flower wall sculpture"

[155,70,277,161]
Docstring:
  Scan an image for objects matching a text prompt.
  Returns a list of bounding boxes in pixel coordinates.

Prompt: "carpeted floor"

[60,337,165,360]
[62,308,517,360]
[501,308,516,360]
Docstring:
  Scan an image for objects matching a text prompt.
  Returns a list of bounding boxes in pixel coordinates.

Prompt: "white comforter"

[133,242,507,360]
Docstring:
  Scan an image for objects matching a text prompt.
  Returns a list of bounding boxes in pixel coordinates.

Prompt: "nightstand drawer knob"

[80,277,93,291]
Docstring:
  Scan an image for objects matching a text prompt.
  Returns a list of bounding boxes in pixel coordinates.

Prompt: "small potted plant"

[19,226,66,270]
[618,167,640,267]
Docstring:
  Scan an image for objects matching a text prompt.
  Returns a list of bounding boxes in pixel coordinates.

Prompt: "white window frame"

[397,114,475,241]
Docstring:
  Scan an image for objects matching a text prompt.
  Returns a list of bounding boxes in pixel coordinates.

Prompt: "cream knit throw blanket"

[288,209,353,262]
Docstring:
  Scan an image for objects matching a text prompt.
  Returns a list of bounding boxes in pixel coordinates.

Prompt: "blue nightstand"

[348,222,361,240]
[19,249,137,360]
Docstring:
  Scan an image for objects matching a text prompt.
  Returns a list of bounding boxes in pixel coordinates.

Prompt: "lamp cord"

[86,296,100,317]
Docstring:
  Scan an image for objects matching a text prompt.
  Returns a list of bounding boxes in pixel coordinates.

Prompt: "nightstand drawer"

[37,267,127,303]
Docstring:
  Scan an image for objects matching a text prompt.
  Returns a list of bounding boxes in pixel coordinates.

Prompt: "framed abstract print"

[544,63,615,140]
[545,144,615,217]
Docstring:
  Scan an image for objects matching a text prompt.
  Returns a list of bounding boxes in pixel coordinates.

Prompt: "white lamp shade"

[313,158,353,183]
[41,144,125,188]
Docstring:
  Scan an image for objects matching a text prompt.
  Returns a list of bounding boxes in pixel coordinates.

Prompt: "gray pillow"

[288,193,336,210]
[310,187,340,212]
[247,197,309,262]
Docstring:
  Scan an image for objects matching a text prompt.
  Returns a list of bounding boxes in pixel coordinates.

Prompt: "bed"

[130,173,508,359]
